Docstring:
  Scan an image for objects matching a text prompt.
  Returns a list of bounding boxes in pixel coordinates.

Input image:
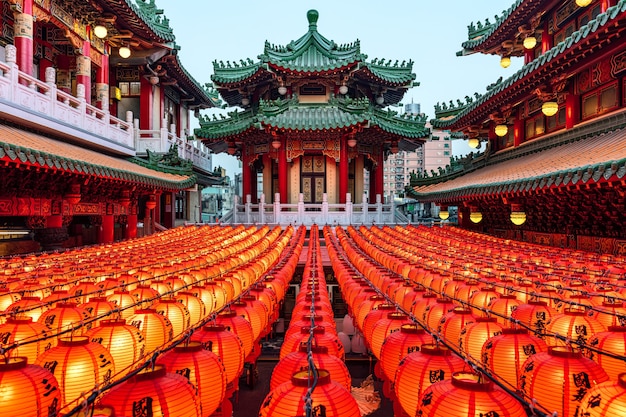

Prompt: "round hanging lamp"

[416,372,527,417]
[500,56,511,68]
[126,309,174,355]
[523,35,537,50]
[439,307,477,349]
[175,291,206,326]
[546,308,607,347]
[271,343,351,390]
[35,336,116,408]
[394,344,466,417]
[259,369,361,417]
[424,297,457,333]
[152,298,191,337]
[579,373,626,417]
[459,317,504,362]
[279,326,343,360]
[588,327,626,381]
[481,328,548,388]
[98,364,200,417]
[369,312,413,359]
[362,304,397,343]
[486,295,521,327]
[85,318,146,374]
[0,316,55,363]
[106,290,139,320]
[215,310,256,359]
[380,324,434,382]
[410,292,439,325]
[467,138,480,149]
[79,297,117,326]
[6,296,47,322]
[190,324,244,386]
[157,342,226,417]
[519,346,609,417]
[38,302,92,336]
[511,300,557,338]
[130,285,160,309]
[0,357,61,417]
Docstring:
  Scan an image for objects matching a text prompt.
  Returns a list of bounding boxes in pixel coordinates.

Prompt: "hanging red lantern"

[98,364,200,417]
[380,323,434,382]
[190,324,244,387]
[416,372,527,417]
[175,291,206,326]
[130,285,160,309]
[0,357,61,417]
[518,346,609,417]
[279,326,344,360]
[481,328,548,388]
[510,300,557,339]
[0,315,55,363]
[106,290,139,320]
[157,341,226,417]
[153,298,191,338]
[362,304,397,344]
[486,295,521,327]
[410,292,439,326]
[215,310,256,359]
[423,297,456,333]
[79,297,117,327]
[38,302,92,336]
[459,317,504,363]
[271,343,351,390]
[86,318,146,374]
[394,343,466,417]
[259,369,361,417]
[546,308,607,347]
[593,301,626,329]
[127,308,174,355]
[579,373,626,417]
[284,314,336,340]
[369,312,413,359]
[588,326,626,381]
[35,336,116,408]
[6,296,48,322]
[438,307,477,350]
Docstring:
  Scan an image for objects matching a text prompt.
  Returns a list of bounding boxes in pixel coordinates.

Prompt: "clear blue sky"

[154,0,522,177]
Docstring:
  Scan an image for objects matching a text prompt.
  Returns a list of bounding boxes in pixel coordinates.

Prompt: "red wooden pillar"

[76,39,91,104]
[375,151,384,200]
[513,119,525,147]
[242,145,252,201]
[126,214,138,239]
[523,49,534,65]
[100,215,114,243]
[46,215,63,229]
[541,21,553,54]
[339,135,348,204]
[566,92,580,129]
[278,136,288,203]
[139,77,153,130]
[95,49,109,111]
[14,0,33,76]
[39,59,53,82]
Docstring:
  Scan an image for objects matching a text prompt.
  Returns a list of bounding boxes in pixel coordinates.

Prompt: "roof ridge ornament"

[307,9,319,31]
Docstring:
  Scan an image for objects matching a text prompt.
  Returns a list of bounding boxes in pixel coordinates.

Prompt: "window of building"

[546,107,566,132]
[175,191,186,220]
[525,113,546,139]
[582,82,618,120]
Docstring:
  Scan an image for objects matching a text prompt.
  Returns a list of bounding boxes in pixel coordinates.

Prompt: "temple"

[409,0,626,254]
[196,10,429,207]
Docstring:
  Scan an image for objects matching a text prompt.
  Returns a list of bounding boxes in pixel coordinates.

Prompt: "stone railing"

[135,119,212,172]
[0,45,133,151]
[231,193,400,226]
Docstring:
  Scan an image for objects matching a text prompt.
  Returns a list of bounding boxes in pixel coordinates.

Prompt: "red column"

[541,21,553,54]
[76,40,91,104]
[46,215,63,228]
[95,49,109,111]
[100,215,114,243]
[39,59,53,82]
[278,137,288,203]
[139,77,153,130]
[375,151,384,200]
[523,49,534,65]
[14,0,34,76]
[125,214,138,239]
[566,93,580,129]
[339,135,348,204]
[242,145,252,201]
[602,1,614,12]
[513,119,525,147]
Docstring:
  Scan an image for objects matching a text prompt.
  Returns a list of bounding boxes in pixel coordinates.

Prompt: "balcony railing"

[134,120,212,172]
[230,193,401,226]
[0,45,133,151]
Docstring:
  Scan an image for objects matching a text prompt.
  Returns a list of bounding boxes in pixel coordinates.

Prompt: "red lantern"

[0,316,55,363]
[86,319,146,374]
[593,301,626,329]
[511,300,556,339]
[106,290,139,320]
[546,308,607,347]
[259,369,360,417]
[35,336,116,408]
[417,372,527,417]
[175,291,206,326]
[153,298,191,337]
[438,307,477,349]
[98,365,200,417]
[580,373,626,417]
[481,328,548,388]
[380,323,433,382]
[79,297,117,326]
[362,304,396,344]
[0,357,61,417]
[38,302,92,335]
[190,324,244,387]
[423,298,456,333]
[6,296,47,322]
[486,295,521,327]
[215,310,255,359]
[130,285,160,309]
[588,326,626,381]
[394,343,466,416]
[459,317,504,363]
[157,342,226,417]
[519,346,609,417]
[279,326,344,360]
[369,312,413,359]
[127,309,174,355]
[271,343,351,390]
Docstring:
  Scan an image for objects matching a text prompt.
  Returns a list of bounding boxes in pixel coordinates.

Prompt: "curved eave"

[195,110,257,140]
[211,64,265,85]
[104,0,176,43]
[371,111,430,139]
[0,126,194,190]
[357,64,416,86]
[267,60,357,75]
[460,0,545,54]
[408,127,626,202]
[257,106,368,131]
[161,54,221,109]
[432,2,626,130]
[264,27,361,64]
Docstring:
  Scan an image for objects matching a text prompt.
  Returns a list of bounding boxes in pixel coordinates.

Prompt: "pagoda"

[409,0,626,254]
[196,10,429,206]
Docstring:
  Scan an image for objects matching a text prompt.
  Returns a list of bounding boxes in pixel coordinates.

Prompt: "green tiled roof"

[105,0,175,42]
[459,0,525,51]
[196,96,429,139]
[211,60,264,85]
[432,1,626,128]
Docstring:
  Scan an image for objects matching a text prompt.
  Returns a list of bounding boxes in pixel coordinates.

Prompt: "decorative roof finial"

[307,9,319,30]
